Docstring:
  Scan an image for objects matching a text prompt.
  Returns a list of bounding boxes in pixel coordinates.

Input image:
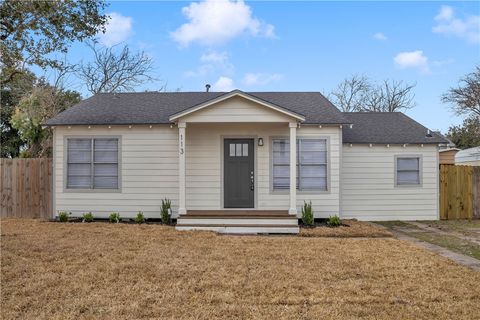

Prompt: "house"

[455,147,480,166]
[45,90,449,233]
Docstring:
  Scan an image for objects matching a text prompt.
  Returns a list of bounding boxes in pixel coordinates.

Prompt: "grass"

[407,231,480,260]
[419,220,480,238]
[2,218,480,320]
[374,221,412,228]
[300,219,393,238]
[375,220,480,260]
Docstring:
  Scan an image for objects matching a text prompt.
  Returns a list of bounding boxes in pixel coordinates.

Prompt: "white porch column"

[178,122,187,215]
[289,122,297,215]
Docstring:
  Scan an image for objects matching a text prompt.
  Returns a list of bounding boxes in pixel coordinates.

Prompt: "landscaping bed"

[2,218,480,319]
[300,219,393,238]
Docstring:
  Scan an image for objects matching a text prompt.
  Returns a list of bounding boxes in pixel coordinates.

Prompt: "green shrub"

[135,211,145,224]
[301,201,314,226]
[109,212,120,223]
[327,215,341,227]
[82,212,94,223]
[58,211,70,222]
[161,198,171,225]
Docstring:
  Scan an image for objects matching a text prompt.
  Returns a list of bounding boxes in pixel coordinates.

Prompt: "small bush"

[327,215,341,227]
[58,211,70,222]
[135,211,145,224]
[82,212,94,223]
[302,201,314,226]
[109,212,120,223]
[161,198,171,225]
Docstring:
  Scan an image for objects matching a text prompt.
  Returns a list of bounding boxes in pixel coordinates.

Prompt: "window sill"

[270,189,330,195]
[64,188,121,193]
[394,184,422,188]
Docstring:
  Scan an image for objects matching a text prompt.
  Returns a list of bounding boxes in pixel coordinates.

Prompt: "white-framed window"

[395,156,421,186]
[272,138,328,191]
[67,138,119,189]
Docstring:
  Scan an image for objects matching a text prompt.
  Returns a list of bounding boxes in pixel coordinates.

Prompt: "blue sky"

[51,1,479,133]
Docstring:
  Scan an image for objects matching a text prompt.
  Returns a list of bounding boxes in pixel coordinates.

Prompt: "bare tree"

[442,66,480,117]
[369,80,416,112]
[330,74,370,112]
[79,42,156,94]
[331,75,416,112]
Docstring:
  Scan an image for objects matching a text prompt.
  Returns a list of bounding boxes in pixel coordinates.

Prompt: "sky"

[48,1,480,133]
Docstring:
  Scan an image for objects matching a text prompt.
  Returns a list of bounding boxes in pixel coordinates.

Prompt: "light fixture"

[258,138,264,146]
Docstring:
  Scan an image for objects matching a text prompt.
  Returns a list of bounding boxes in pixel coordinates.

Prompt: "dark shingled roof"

[45,91,449,145]
[342,112,448,145]
[45,91,349,126]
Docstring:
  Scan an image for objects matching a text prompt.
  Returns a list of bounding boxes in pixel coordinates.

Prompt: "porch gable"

[169,91,305,123]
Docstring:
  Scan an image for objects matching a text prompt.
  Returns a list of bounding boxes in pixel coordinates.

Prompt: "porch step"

[177,218,298,226]
[176,210,299,234]
[175,225,299,234]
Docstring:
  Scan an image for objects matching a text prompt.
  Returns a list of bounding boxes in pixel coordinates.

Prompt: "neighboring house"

[455,147,480,166]
[439,148,460,165]
[45,90,448,233]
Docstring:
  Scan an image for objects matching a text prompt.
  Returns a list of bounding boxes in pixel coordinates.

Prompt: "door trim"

[220,135,258,209]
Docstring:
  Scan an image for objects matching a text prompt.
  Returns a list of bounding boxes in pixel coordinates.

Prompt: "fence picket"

[439,164,475,220]
[0,158,53,219]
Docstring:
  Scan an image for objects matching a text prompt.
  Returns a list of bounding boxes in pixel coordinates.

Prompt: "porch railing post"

[178,122,187,215]
[289,122,297,215]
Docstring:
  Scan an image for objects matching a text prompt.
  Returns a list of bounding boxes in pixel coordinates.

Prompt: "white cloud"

[211,76,235,91]
[242,73,283,86]
[433,5,480,44]
[394,50,430,74]
[200,51,229,64]
[98,12,134,47]
[372,32,387,41]
[185,50,234,77]
[435,5,454,21]
[171,0,275,47]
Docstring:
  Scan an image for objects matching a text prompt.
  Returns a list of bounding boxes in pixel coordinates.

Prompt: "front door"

[224,139,254,208]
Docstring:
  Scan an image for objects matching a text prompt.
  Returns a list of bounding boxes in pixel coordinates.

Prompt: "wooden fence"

[1,158,53,219]
[440,164,480,220]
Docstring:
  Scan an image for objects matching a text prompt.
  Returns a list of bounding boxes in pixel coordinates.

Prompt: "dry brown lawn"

[1,219,480,320]
[300,219,393,238]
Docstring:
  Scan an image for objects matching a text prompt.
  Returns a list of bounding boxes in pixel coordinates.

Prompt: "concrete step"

[176,218,298,226]
[175,225,300,234]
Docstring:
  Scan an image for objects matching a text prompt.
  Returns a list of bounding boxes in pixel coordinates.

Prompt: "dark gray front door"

[224,139,254,208]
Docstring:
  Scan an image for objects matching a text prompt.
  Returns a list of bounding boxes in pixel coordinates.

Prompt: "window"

[67,138,119,189]
[396,156,421,186]
[272,138,327,191]
[229,143,248,157]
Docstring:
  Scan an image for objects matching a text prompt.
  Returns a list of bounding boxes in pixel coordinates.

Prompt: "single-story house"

[45,90,449,233]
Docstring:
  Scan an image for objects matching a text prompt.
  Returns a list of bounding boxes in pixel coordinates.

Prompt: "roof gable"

[169,90,305,122]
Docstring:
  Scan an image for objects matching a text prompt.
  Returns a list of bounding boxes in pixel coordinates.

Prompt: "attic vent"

[426,129,433,138]
[205,84,211,92]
